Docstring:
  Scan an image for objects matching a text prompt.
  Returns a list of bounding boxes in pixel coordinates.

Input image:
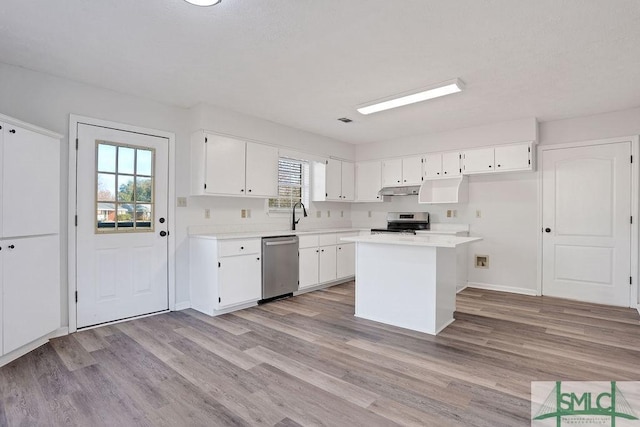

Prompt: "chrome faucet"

[292,201,308,231]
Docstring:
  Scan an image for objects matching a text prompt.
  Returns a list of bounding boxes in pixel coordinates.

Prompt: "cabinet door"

[423,153,442,178]
[3,235,60,354]
[245,142,279,197]
[299,247,319,289]
[355,161,382,202]
[442,152,461,177]
[218,254,261,308]
[495,143,531,171]
[318,245,337,283]
[205,135,246,195]
[336,243,355,278]
[3,125,59,237]
[325,159,342,200]
[341,161,355,201]
[401,156,423,185]
[462,147,495,174]
[381,159,402,187]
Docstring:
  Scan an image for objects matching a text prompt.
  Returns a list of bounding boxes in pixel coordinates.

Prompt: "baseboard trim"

[174,301,191,311]
[456,284,469,294]
[466,282,538,296]
[0,326,69,368]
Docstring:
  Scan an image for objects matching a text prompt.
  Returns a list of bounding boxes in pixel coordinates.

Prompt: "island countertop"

[341,234,481,248]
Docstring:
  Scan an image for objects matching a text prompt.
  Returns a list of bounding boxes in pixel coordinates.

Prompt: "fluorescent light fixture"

[184,0,221,6]
[357,78,465,115]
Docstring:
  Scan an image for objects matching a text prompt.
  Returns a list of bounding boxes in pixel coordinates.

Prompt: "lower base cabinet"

[2,234,60,355]
[318,245,337,284]
[299,232,356,290]
[336,242,355,278]
[218,254,261,309]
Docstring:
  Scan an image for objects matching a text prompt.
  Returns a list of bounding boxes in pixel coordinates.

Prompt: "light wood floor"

[1,283,639,426]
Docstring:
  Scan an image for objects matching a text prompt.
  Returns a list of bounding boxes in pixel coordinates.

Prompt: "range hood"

[378,185,421,196]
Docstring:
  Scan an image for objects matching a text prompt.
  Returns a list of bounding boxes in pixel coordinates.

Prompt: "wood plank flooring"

[1,283,639,426]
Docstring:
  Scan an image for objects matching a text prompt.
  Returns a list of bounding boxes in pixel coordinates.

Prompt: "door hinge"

[205,136,208,143]
[421,176,424,181]
[325,160,328,165]
[528,159,531,165]
[631,216,633,224]
[528,147,531,153]
[218,297,221,303]
[631,155,633,163]
[218,262,221,268]
[75,291,78,303]
[421,158,424,163]
[459,168,462,173]
[75,138,79,150]
[204,183,207,190]
[75,215,78,226]
[630,276,632,285]
[459,154,462,159]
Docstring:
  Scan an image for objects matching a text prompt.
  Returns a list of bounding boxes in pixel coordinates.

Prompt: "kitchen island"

[341,234,481,335]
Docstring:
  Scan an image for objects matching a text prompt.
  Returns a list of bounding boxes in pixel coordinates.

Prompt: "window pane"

[135,177,152,202]
[118,146,135,175]
[117,203,134,228]
[96,203,117,229]
[97,173,116,201]
[137,149,153,176]
[135,204,153,230]
[117,174,135,202]
[97,144,117,173]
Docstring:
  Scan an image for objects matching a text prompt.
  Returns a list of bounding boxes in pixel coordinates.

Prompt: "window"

[96,141,155,232]
[269,158,309,211]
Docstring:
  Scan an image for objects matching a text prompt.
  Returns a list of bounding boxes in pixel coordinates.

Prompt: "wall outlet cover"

[177,197,187,207]
[204,208,211,219]
[327,210,331,218]
[316,211,321,218]
[241,209,247,218]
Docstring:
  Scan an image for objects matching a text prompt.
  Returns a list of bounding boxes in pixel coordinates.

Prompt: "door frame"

[537,135,639,308]
[68,114,176,333]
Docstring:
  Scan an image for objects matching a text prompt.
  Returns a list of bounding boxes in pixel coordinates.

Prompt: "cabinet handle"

[321,249,324,252]
[159,231,167,237]
[316,250,319,253]
[257,257,260,261]
[8,244,15,249]
[338,247,341,250]
[444,171,447,174]
[9,129,16,134]
[240,189,244,192]
[497,164,501,167]
[248,189,252,192]
[437,172,440,175]
[240,246,244,250]
[397,180,400,183]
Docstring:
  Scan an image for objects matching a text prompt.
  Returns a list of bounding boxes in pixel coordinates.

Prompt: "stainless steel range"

[371,212,430,235]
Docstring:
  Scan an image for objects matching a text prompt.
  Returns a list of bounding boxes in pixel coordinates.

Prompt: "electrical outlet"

[453,210,457,218]
[340,210,344,218]
[327,210,331,218]
[204,208,210,219]
[447,210,452,218]
[368,211,372,218]
[476,210,482,218]
[241,209,247,218]
[177,197,187,207]
[316,210,321,218]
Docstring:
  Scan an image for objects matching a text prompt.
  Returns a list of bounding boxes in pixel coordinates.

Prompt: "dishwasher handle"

[263,239,298,247]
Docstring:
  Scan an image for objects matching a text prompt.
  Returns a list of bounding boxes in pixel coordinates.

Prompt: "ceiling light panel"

[184,0,222,6]
[357,78,465,115]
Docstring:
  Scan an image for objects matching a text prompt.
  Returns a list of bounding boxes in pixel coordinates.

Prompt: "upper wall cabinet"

[191,132,279,197]
[423,152,461,179]
[312,159,355,202]
[355,161,383,202]
[462,142,533,175]
[381,155,423,187]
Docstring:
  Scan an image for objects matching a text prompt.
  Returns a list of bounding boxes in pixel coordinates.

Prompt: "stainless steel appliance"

[371,212,430,235]
[261,235,299,302]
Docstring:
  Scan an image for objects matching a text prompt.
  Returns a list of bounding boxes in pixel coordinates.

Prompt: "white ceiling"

[1,1,639,144]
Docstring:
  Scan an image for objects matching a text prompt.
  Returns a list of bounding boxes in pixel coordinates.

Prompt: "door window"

[96,141,155,232]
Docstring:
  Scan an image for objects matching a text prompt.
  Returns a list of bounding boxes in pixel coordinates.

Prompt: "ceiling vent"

[337,117,353,123]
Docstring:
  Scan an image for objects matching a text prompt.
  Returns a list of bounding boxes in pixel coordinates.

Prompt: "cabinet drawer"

[298,234,319,248]
[218,239,261,257]
[318,233,337,246]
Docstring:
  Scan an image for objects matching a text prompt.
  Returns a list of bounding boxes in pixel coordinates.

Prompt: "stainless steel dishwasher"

[261,235,299,302]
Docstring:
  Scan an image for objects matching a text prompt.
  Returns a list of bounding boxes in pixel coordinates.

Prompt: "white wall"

[0,62,354,325]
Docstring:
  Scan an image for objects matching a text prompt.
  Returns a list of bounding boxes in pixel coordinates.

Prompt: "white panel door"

[299,247,319,289]
[423,153,442,178]
[382,159,402,186]
[463,148,494,174]
[205,135,246,195]
[401,156,423,185]
[441,152,461,177]
[245,142,278,197]
[355,161,382,202]
[336,243,355,278]
[3,234,60,354]
[319,245,337,283]
[325,159,342,200]
[495,143,530,171]
[218,255,261,308]
[2,124,59,237]
[76,124,169,328]
[542,142,631,306]
[341,161,355,201]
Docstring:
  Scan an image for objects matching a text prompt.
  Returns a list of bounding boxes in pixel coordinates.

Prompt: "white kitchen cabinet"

[0,114,61,360]
[336,242,355,278]
[355,161,383,202]
[298,247,320,289]
[312,159,355,202]
[381,156,423,187]
[191,131,278,197]
[3,235,60,354]
[494,143,531,171]
[318,245,337,283]
[462,142,533,175]
[190,237,262,315]
[442,152,462,177]
[423,152,461,179]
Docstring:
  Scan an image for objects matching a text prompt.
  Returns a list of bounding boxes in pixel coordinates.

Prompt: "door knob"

[544,228,551,233]
[159,231,167,237]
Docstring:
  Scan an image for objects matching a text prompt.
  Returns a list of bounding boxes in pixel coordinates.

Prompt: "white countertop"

[191,228,365,240]
[341,234,481,248]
